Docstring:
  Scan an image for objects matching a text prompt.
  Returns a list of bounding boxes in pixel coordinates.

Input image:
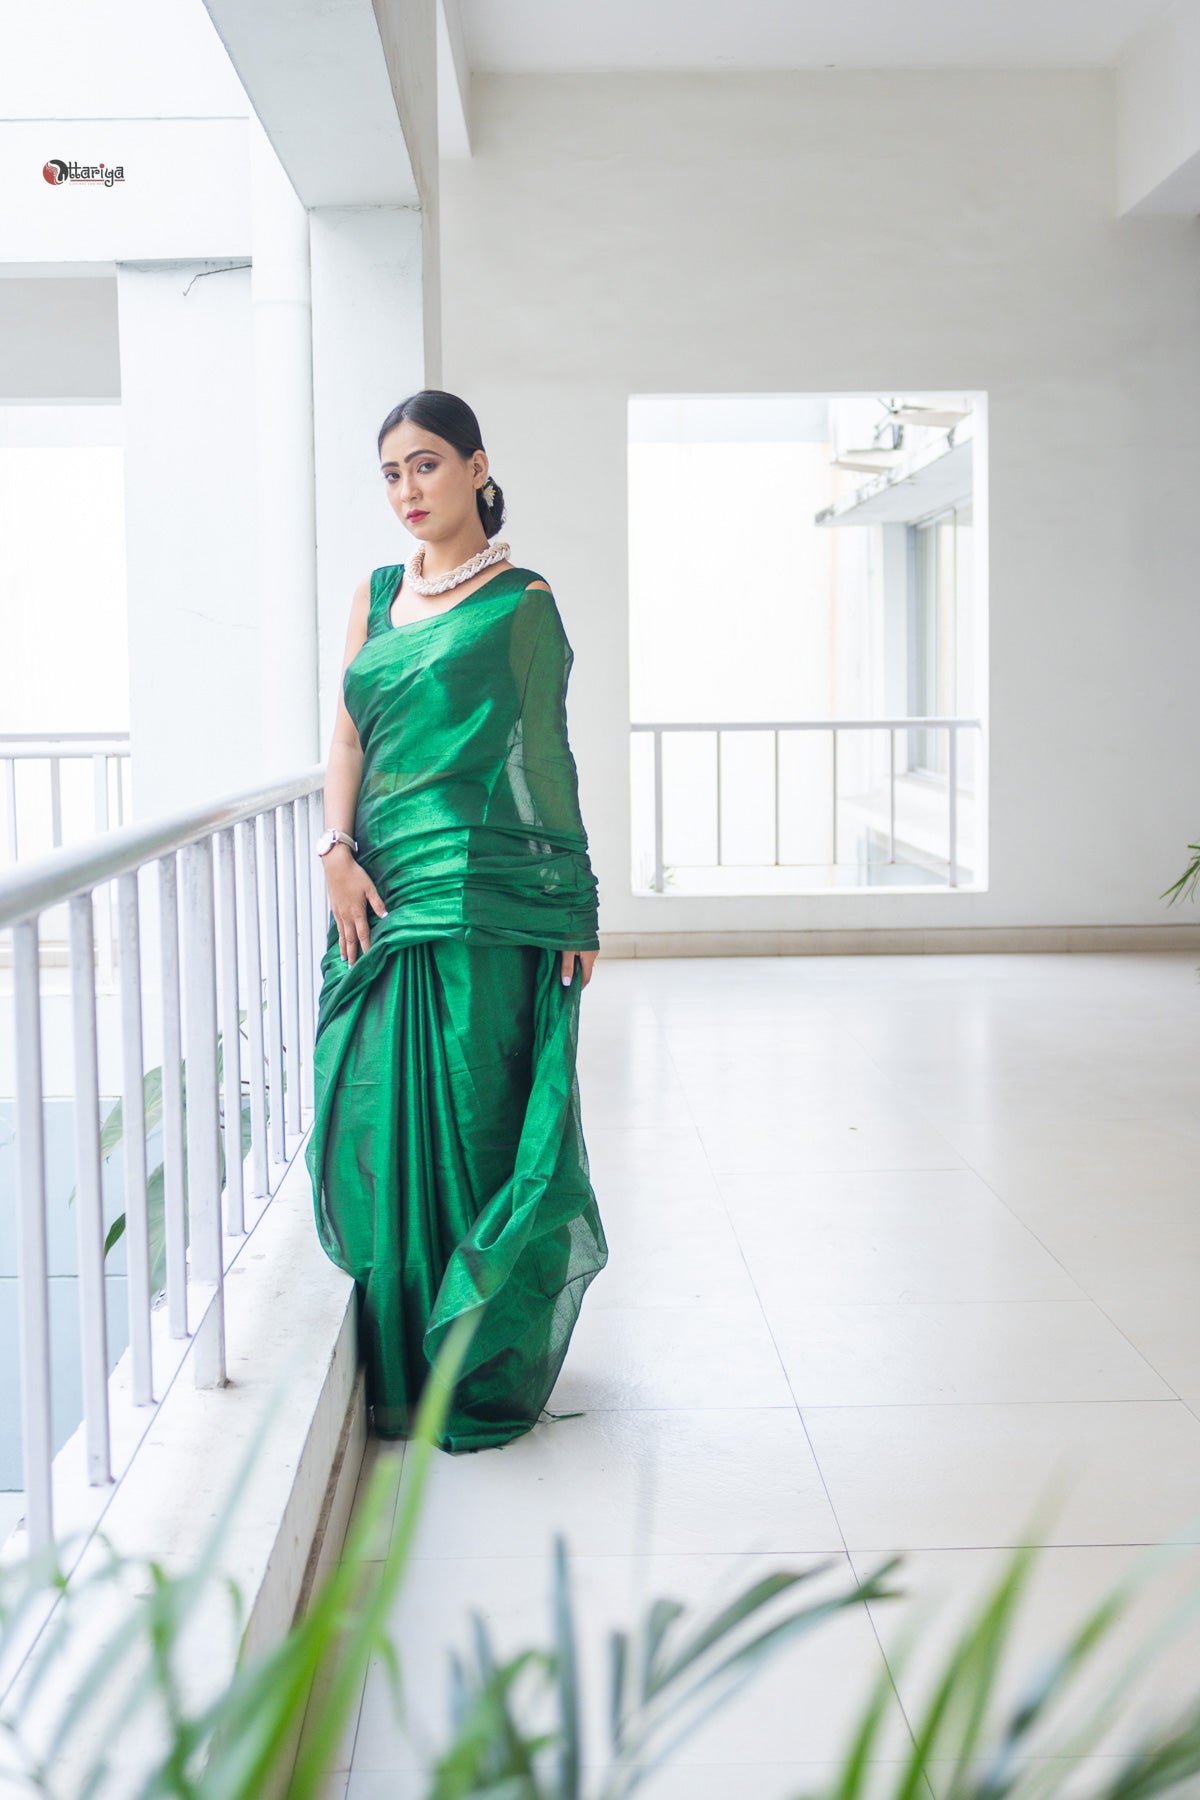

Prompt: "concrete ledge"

[2,1130,366,1793]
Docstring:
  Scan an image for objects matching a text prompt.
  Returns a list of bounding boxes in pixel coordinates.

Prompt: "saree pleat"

[306,563,607,1453]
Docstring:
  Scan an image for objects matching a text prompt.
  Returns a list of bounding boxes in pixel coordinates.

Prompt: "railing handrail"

[0,765,326,929]
[1,732,131,751]
[630,713,982,731]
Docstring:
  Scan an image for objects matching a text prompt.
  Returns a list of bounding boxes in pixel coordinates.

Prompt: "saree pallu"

[305,564,607,1453]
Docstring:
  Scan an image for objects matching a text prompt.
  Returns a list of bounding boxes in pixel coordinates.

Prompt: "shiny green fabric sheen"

[305,564,607,1452]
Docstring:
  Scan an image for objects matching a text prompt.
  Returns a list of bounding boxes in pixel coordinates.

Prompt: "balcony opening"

[628,391,987,896]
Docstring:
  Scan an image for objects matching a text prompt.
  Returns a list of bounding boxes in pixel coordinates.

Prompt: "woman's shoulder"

[492,563,552,595]
[366,563,404,607]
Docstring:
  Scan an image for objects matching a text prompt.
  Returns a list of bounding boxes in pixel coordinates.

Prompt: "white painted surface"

[116,260,262,816]
[204,0,423,209]
[1115,0,1200,212]
[439,70,1200,936]
[250,117,320,779]
[0,119,251,264]
[0,409,127,737]
[0,286,119,397]
[0,0,249,118]
[458,0,1174,72]
[309,204,430,757]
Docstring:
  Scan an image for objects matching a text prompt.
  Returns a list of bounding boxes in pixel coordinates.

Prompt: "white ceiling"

[459,0,1176,73]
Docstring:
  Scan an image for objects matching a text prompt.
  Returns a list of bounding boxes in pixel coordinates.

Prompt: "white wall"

[0,119,251,264]
[0,0,249,118]
[439,69,1200,940]
[310,204,429,759]
[116,262,260,816]
[0,281,119,399]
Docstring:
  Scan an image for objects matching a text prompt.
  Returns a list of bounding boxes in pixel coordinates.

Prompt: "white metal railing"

[631,715,983,891]
[1,731,132,861]
[1,732,134,987]
[0,766,329,1559]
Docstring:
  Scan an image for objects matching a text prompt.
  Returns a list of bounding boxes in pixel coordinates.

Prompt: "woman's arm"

[520,580,601,989]
[322,576,388,964]
[322,574,370,833]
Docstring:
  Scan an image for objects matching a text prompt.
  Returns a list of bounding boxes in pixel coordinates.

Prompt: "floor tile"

[589,1188,758,1309]
[770,1300,1172,1406]
[347,1550,913,1775]
[802,1400,1200,1549]
[719,1167,1084,1303]
[548,1296,794,1410]
[851,1542,1200,1759]
[394,1406,843,1560]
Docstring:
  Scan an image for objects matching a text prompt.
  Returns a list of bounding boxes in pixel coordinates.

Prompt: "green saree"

[305,563,608,1453]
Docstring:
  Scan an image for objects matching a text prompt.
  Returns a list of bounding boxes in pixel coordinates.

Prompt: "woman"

[305,389,608,1454]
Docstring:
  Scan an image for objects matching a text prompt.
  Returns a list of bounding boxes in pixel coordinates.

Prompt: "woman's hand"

[323,846,388,964]
[561,949,599,991]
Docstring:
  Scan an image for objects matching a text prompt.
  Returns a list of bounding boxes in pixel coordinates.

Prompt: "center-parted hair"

[378,389,506,539]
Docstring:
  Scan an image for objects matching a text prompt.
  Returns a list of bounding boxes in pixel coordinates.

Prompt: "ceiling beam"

[201,0,420,208]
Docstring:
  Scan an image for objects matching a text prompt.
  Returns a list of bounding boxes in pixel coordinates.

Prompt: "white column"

[308,205,428,755]
[116,259,258,821]
[250,118,318,780]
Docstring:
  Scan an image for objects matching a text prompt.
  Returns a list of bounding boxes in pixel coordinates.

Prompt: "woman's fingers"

[337,913,361,965]
[560,949,601,988]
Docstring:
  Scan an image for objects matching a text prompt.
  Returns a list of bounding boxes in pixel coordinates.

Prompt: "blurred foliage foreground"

[4,1312,1200,1800]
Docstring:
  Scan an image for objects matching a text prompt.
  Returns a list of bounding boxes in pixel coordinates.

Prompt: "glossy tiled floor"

[303,951,1200,1799]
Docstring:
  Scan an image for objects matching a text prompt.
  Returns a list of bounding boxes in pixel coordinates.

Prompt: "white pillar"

[309,206,428,755]
[249,119,318,780]
[116,259,257,821]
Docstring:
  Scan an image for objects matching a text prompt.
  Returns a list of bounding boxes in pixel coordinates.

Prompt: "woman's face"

[379,420,487,543]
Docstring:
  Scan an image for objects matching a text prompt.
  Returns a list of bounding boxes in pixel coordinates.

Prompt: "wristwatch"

[316,828,358,858]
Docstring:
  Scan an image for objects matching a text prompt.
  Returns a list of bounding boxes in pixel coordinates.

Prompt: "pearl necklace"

[406,540,512,596]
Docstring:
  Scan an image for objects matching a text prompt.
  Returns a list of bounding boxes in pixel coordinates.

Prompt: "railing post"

[948,723,959,888]
[50,756,63,849]
[180,837,226,1389]
[13,916,54,1548]
[831,727,839,866]
[158,853,189,1338]
[279,802,302,1136]
[4,757,18,862]
[773,729,780,867]
[237,819,269,1201]
[715,729,723,868]
[216,828,245,1237]
[259,809,286,1167]
[306,790,327,1027]
[94,754,115,986]
[68,889,112,1484]
[294,796,315,1112]
[652,728,664,894]
[117,870,154,1406]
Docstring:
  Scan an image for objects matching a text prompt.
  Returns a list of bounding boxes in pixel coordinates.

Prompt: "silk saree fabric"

[305,563,608,1452]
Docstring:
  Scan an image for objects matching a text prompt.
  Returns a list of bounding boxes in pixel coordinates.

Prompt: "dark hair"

[377,389,506,539]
